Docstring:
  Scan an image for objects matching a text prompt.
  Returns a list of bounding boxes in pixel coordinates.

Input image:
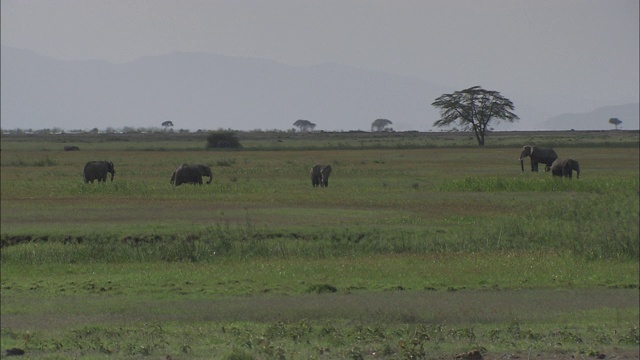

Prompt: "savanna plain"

[1,130,639,359]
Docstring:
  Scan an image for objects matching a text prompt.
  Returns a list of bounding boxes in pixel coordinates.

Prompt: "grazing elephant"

[550,158,580,179]
[171,164,213,186]
[519,145,558,172]
[320,165,332,187]
[84,161,116,183]
[64,145,80,151]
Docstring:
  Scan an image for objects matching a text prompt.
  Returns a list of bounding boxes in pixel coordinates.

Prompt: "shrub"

[206,131,242,149]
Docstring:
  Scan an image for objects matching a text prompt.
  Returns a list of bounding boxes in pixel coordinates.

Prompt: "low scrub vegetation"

[206,130,242,149]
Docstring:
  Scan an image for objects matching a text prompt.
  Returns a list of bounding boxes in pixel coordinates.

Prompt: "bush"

[206,131,242,149]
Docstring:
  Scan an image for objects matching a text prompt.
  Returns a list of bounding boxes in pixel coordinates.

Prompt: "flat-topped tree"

[609,117,622,130]
[371,119,393,132]
[161,121,174,131]
[293,119,316,132]
[432,86,519,146]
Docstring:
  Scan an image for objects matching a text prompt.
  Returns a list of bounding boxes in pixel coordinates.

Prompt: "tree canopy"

[371,118,393,132]
[609,117,622,130]
[161,121,174,130]
[431,86,519,146]
[293,119,316,132]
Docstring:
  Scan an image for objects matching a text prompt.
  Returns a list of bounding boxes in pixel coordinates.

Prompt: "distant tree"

[432,86,519,146]
[162,121,174,131]
[371,119,393,132]
[608,117,622,130]
[293,119,316,132]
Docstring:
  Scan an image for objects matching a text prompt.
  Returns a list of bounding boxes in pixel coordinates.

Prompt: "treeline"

[1,126,314,135]
[2,127,197,135]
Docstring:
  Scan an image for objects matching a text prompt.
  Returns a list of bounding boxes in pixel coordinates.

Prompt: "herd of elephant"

[519,145,580,179]
[82,161,214,185]
[82,145,577,186]
[83,161,335,187]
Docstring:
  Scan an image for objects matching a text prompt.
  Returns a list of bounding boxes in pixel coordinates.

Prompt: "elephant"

[310,164,322,187]
[310,164,332,187]
[170,164,189,185]
[171,164,213,186]
[83,160,116,183]
[64,145,80,151]
[320,165,332,187]
[550,158,580,179]
[519,145,558,172]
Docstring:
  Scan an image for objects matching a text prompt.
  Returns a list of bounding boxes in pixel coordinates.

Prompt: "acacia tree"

[293,119,316,132]
[608,117,622,130]
[371,118,393,132]
[161,121,174,131]
[431,86,519,146]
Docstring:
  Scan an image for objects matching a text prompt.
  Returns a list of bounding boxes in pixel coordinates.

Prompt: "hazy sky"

[2,0,639,119]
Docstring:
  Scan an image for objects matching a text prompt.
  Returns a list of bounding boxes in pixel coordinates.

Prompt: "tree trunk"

[472,124,485,146]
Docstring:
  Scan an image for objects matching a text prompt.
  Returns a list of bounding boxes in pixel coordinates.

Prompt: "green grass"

[2,254,638,297]
[1,130,638,358]
[2,256,638,358]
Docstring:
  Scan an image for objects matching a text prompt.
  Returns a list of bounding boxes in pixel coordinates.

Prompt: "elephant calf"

[171,164,213,186]
[84,160,116,183]
[310,164,332,187]
[550,158,580,179]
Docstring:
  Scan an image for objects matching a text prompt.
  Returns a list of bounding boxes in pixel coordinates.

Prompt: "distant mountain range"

[542,103,639,131]
[1,45,638,131]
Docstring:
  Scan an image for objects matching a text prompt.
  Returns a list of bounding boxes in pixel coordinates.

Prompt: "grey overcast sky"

[2,0,638,117]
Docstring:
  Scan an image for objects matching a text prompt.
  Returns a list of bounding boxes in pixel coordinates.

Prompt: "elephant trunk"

[206,175,212,184]
[520,159,524,172]
[575,164,580,179]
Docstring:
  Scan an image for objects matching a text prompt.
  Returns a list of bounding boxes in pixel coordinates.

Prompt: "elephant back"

[550,159,564,176]
[550,158,579,179]
[84,161,106,183]
[174,165,203,185]
[310,164,322,175]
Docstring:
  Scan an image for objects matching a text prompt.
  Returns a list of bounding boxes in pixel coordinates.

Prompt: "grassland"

[1,130,638,359]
